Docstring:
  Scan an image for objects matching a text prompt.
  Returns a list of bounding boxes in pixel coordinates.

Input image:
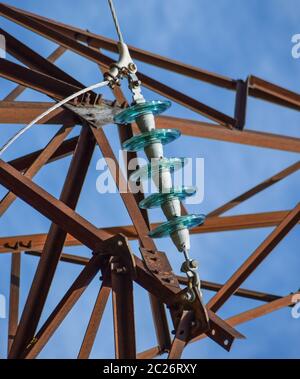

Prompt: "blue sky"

[0,0,299,358]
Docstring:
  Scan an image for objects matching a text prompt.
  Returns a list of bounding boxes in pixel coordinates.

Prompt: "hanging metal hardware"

[104,0,206,306]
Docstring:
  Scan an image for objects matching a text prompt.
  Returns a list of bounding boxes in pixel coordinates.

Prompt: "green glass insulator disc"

[139,186,197,209]
[149,214,206,239]
[113,100,171,124]
[129,157,186,183]
[122,128,181,152]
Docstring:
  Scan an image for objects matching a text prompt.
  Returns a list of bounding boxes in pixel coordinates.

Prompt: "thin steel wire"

[108,0,124,43]
[0,80,109,157]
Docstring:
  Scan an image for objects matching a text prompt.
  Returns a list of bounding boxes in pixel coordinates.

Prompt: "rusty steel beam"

[195,210,300,233]
[249,75,300,112]
[8,126,96,358]
[25,250,90,266]
[111,258,136,359]
[0,5,235,127]
[137,346,161,359]
[0,233,82,254]
[0,210,298,255]
[208,161,300,217]
[234,79,248,130]
[7,253,21,354]
[78,270,111,359]
[168,311,193,359]
[208,203,300,312]
[3,45,67,101]
[226,291,300,327]
[0,59,83,101]
[1,28,80,87]
[8,136,79,172]
[0,124,74,218]
[0,159,113,251]
[155,116,300,153]
[21,251,106,359]
[160,210,300,234]
[206,309,245,351]
[0,101,74,125]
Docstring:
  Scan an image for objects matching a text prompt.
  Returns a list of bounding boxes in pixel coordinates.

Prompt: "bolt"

[115,266,127,274]
[190,259,199,269]
[190,321,197,328]
[128,62,137,73]
[132,80,140,88]
[117,240,123,246]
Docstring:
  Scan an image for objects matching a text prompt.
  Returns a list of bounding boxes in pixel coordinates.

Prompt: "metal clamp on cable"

[104,41,144,103]
[105,0,143,100]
